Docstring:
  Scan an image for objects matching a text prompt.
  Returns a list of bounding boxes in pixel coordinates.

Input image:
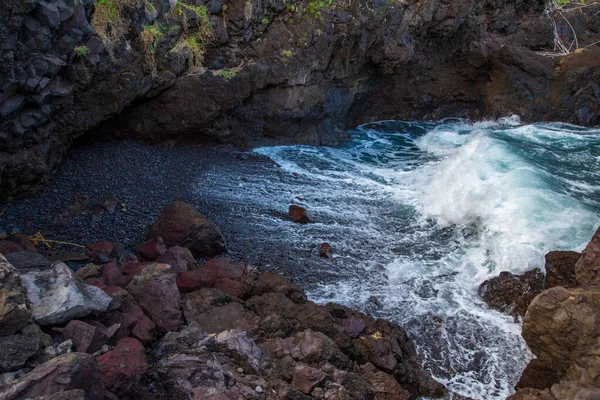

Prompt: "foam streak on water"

[199,118,600,399]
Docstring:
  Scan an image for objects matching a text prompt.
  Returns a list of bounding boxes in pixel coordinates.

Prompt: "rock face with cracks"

[1,0,600,201]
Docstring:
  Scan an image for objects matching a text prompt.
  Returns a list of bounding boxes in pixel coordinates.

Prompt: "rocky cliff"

[1,0,599,201]
[479,228,600,399]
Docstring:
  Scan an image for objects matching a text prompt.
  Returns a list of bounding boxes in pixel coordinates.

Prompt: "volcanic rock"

[574,227,600,285]
[4,252,51,269]
[137,236,167,261]
[289,205,311,223]
[544,251,581,289]
[0,254,31,336]
[96,337,148,396]
[318,242,333,259]
[0,324,51,372]
[147,201,226,257]
[1,353,106,400]
[478,268,545,316]
[62,320,117,354]
[19,262,112,325]
[156,245,197,275]
[126,263,182,333]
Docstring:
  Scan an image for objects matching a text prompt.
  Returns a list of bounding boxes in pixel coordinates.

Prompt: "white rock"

[255,386,263,393]
[20,262,111,325]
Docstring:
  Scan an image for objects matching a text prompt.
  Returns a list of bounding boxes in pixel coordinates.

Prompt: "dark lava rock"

[478,268,545,317]
[4,251,51,269]
[289,205,311,224]
[544,250,581,289]
[147,201,226,258]
[318,242,333,259]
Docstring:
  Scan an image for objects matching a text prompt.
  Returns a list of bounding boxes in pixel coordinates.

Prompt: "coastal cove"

[1,118,599,398]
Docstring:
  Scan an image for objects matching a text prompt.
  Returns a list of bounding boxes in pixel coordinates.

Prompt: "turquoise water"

[201,117,600,398]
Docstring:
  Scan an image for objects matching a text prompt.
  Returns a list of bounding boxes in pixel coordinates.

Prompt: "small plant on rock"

[74,45,89,57]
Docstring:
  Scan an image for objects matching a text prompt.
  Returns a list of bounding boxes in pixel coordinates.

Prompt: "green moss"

[74,45,89,56]
[221,69,234,80]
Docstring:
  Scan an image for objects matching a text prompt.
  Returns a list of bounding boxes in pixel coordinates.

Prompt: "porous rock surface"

[1,0,600,201]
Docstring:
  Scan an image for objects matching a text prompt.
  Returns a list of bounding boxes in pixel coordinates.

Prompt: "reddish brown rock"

[292,365,327,394]
[137,236,168,261]
[101,262,126,287]
[522,285,600,378]
[62,320,114,354]
[176,266,219,293]
[156,246,197,275]
[515,358,559,391]
[103,294,157,345]
[544,251,581,289]
[0,240,24,255]
[85,241,114,264]
[5,233,38,252]
[127,263,182,333]
[343,317,366,338]
[147,201,226,257]
[203,257,247,279]
[121,262,153,286]
[574,227,600,286]
[96,337,148,396]
[478,269,545,316]
[215,278,246,299]
[289,205,311,223]
[2,353,106,400]
[319,242,333,259]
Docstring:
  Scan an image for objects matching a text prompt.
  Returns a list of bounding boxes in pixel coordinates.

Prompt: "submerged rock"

[20,262,112,325]
[289,205,311,223]
[147,201,226,257]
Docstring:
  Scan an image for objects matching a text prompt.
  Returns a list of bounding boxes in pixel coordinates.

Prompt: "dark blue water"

[196,117,600,399]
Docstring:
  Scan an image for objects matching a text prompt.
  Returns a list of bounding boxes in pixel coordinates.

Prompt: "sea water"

[196,117,600,399]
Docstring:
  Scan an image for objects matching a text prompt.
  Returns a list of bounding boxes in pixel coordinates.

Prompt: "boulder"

[96,338,148,396]
[291,364,327,394]
[4,234,37,253]
[522,285,600,378]
[102,293,157,345]
[4,252,51,269]
[361,362,412,400]
[84,242,113,264]
[515,358,559,390]
[214,329,262,371]
[478,268,545,316]
[176,267,218,293]
[20,262,112,325]
[147,201,226,257]
[74,263,101,281]
[0,254,31,336]
[156,246,197,275]
[101,262,126,287]
[137,236,167,261]
[126,263,182,333]
[289,205,310,223]
[0,241,24,255]
[215,278,246,299]
[1,353,106,400]
[319,242,333,259]
[544,251,581,289]
[574,227,600,285]
[0,324,51,372]
[62,320,117,354]
[202,257,247,280]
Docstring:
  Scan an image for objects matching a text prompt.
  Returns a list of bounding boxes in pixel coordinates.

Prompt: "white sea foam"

[201,119,600,399]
